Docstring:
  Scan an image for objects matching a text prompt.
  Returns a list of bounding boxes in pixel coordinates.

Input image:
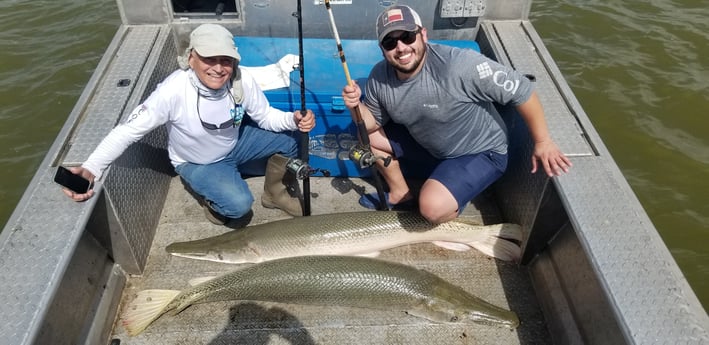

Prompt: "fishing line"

[324,0,390,211]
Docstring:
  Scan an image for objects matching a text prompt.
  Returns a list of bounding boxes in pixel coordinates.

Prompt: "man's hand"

[294,109,316,132]
[531,139,572,177]
[342,81,362,109]
[61,166,96,202]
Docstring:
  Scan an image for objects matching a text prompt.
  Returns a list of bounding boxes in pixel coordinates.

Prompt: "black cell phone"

[54,166,93,193]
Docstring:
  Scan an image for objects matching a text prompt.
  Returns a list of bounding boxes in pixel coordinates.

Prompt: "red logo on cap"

[384,9,404,25]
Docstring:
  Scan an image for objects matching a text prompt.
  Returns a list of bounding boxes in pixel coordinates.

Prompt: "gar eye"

[450,316,459,322]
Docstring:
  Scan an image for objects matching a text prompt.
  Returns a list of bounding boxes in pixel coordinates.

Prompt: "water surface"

[532,0,709,309]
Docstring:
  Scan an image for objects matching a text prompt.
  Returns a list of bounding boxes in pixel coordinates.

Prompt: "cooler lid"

[234,36,479,106]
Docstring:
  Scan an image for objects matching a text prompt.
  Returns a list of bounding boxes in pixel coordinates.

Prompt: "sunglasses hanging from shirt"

[197,90,244,130]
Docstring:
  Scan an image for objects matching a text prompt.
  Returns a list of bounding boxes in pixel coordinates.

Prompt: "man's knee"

[418,184,458,224]
[418,201,457,224]
[218,193,254,218]
[279,133,299,158]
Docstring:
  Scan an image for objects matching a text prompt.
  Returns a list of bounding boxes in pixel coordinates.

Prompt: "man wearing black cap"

[342,5,571,224]
[62,24,315,224]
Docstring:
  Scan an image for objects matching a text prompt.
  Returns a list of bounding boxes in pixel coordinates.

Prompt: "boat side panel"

[0,25,177,345]
[476,19,593,248]
[58,26,177,276]
[556,158,709,343]
[113,0,531,36]
[34,231,114,345]
[118,0,170,25]
[63,26,161,165]
[486,21,593,157]
[530,211,626,344]
[483,0,531,20]
[124,1,486,40]
[480,19,709,344]
[98,25,178,274]
[61,24,177,275]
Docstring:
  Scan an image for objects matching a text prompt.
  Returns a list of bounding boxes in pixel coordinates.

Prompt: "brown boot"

[261,154,303,216]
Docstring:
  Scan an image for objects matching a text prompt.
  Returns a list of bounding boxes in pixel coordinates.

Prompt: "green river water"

[0,0,706,310]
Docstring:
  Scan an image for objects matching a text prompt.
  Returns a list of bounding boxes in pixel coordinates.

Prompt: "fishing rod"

[287,1,332,214]
[323,0,390,211]
[295,0,311,216]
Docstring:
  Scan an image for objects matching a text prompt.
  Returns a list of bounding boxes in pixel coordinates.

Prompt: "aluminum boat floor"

[110,176,551,344]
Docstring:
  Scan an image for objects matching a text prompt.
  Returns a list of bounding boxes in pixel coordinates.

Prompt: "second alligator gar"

[121,255,520,335]
[166,211,523,263]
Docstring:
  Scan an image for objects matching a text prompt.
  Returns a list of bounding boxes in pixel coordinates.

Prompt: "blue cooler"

[235,37,480,177]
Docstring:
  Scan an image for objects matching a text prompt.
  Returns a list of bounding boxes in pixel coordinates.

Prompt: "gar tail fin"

[468,236,522,262]
[122,289,181,336]
[493,223,524,242]
[468,223,523,261]
[436,222,523,262]
[452,220,523,242]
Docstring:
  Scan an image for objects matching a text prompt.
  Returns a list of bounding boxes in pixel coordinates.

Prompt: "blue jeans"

[174,118,298,218]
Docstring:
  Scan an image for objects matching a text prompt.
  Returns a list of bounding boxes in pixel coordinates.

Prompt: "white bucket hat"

[177,24,241,69]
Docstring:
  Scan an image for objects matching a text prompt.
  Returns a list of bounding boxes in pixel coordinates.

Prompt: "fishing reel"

[285,158,331,180]
[348,144,392,169]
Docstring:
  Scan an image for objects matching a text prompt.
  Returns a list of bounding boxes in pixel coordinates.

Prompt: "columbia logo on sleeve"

[476,62,520,94]
[476,62,493,79]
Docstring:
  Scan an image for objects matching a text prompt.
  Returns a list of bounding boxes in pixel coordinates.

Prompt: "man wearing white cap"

[342,5,571,224]
[62,24,315,224]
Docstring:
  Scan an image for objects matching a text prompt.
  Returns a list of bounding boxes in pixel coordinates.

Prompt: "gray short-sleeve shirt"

[363,43,533,159]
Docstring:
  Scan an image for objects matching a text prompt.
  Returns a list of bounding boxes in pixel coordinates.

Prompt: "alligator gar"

[121,255,520,335]
[166,211,522,263]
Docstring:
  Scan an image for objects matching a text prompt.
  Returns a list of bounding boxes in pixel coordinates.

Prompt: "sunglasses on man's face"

[381,28,421,51]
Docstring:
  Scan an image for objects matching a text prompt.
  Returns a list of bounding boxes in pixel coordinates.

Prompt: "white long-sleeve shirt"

[82,68,297,179]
